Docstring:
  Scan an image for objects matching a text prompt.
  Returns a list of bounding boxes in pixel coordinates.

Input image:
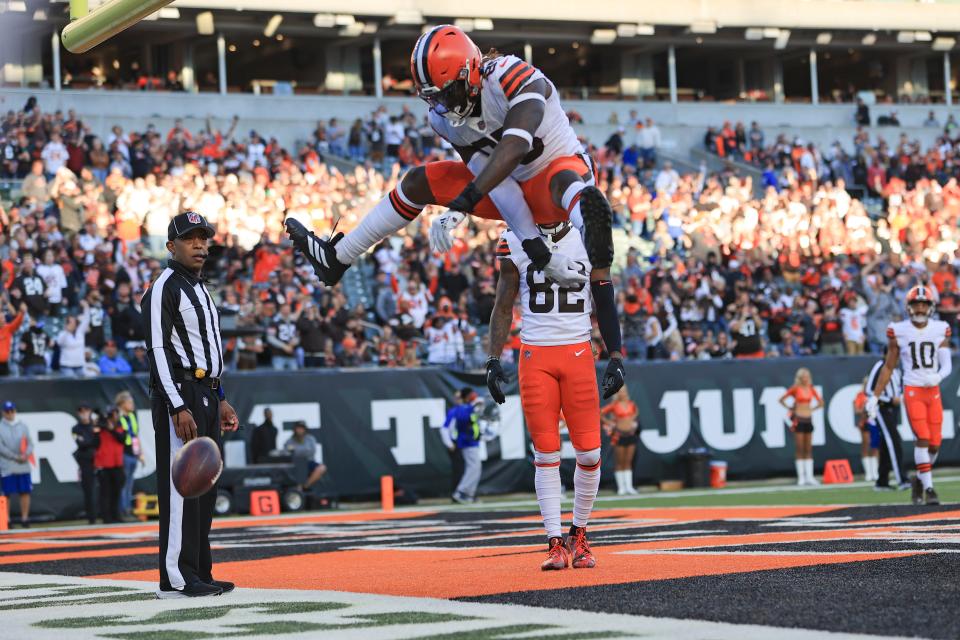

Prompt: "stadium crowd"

[0,96,958,376]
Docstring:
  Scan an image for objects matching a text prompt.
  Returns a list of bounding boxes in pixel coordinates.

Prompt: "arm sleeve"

[78,308,90,334]
[939,347,952,382]
[8,311,23,334]
[590,280,623,356]
[143,280,187,414]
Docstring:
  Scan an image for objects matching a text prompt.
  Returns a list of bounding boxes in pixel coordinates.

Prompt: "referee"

[143,211,239,599]
[866,351,910,491]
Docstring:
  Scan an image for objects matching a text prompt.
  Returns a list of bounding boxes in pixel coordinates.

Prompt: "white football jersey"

[498,228,592,346]
[429,55,585,183]
[888,319,952,388]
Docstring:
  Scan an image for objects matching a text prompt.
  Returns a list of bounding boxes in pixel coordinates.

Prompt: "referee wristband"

[217,384,225,401]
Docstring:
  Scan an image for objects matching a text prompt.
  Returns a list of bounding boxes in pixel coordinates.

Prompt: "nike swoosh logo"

[499,60,508,68]
[574,349,586,356]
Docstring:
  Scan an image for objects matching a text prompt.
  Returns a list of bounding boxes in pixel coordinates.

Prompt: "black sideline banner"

[4,356,957,519]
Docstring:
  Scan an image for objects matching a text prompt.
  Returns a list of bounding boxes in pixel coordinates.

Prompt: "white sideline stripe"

[164,417,186,590]
[0,572,911,640]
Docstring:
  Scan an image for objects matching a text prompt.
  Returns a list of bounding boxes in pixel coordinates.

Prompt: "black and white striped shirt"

[142,260,223,413]
[867,359,901,404]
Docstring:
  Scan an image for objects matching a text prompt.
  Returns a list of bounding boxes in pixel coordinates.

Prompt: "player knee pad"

[534,450,561,468]
[578,186,614,269]
[575,447,601,471]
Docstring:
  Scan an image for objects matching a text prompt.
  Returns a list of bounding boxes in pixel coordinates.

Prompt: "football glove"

[865,395,878,421]
[485,356,508,405]
[542,252,588,288]
[429,210,466,254]
[601,357,626,400]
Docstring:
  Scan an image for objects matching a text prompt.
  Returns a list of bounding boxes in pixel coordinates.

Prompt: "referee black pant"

[875,402,909,488]
[154,380,221,591]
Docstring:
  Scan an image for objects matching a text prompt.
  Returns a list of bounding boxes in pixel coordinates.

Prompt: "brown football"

[172,437,223,498]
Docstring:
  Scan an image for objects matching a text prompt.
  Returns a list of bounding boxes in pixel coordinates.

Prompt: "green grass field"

[605,478,960,507]
[451,470,960,511]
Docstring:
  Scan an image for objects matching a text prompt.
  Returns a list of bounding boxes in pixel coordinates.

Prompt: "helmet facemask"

[419,66,478,126]
[908,300,933,325]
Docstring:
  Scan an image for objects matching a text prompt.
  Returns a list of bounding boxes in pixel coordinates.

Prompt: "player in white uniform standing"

[485,220,624,570]
[285,25,617,304]
[868,285,952,505]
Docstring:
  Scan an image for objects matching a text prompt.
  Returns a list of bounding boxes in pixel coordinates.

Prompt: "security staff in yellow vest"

[115,391,143,519]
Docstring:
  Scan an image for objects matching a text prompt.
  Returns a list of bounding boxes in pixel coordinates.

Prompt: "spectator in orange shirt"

[932,260,957,297]
[0,296,24,377]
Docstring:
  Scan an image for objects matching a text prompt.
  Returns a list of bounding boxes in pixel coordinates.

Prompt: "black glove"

[485,356,508,404]
[601,357,625,400]
[446,182,484,214]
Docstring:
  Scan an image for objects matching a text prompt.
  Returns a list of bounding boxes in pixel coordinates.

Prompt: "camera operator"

[72,403,98,524]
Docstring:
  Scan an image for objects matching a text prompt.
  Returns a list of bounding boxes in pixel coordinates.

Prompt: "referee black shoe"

[155,582,223,599]
[284,218,348,286]
[205,579,235,594]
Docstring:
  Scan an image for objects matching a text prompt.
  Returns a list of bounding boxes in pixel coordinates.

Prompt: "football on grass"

[172,437,223,498]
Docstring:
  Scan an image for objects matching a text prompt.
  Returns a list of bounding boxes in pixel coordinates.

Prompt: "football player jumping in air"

[486,218,625,571]
[285,25,617,298]
[868,285,951,505]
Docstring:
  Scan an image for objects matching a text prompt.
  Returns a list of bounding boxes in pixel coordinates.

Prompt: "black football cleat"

[579,186,615,269]
[284,218,348,286]
[925,487,940,506]
[911,477,923,505]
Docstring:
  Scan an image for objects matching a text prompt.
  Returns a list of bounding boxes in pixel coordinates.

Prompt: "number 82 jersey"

[888,319,951,388]
[497,229,592,346]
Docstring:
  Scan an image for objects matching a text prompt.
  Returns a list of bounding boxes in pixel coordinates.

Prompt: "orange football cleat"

[541,536,569,571]
[566,526,596,569]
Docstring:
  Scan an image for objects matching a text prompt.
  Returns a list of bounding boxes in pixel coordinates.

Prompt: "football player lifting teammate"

[284,25,616,293]
[869,285,951,505]
[485,219,625,571]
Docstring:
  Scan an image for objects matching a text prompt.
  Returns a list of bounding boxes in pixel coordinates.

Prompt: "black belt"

[175,369,220,389]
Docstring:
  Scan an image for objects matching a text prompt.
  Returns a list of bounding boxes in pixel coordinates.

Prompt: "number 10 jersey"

[888,319,952,388]
[498,229,593,347]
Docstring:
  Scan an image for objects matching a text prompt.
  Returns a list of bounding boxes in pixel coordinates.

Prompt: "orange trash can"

[709,461,728,488]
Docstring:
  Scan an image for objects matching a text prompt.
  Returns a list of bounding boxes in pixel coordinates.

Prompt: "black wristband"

[521,237,551,270]
[459,182,484,210]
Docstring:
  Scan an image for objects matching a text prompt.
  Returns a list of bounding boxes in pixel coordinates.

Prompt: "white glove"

[429,210,466,254]
[865,395,878,422]
[543,252,589,288]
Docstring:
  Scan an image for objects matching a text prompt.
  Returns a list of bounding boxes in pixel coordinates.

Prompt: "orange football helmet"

[410,25,482,125]
[906,284,937,323]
